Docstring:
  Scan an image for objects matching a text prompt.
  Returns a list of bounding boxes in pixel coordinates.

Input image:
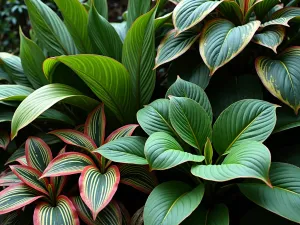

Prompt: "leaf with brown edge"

[0,130,10,150]
[79,165,120,220]
[105,124,139,143]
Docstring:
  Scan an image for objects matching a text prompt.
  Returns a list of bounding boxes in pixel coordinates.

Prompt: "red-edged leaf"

[42,152,96,178]
[15,156,28,166]
[79,165,120,220]
[119,164,158,194]
[84,103,106,147]
[49,129,97,151]
[5,147,25,165]
[0,130,10,150]
[33,195,79,225]
[10,165,49,196]
[0,183,43,214]
[71,196,122,225]
[105,124,139,143]
[25,137,53,173]
[0,170,21,186]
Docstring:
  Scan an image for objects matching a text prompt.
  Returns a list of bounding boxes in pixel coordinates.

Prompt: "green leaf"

[191,141,272,186]
[0,67,12,83]
[0,85,33,101]
[166,77,212,120]
[91,0,108,19]
[155,29,200,68]
[19,29,48,89]
[0,171,21,186]
[94,136,147,165]
[0,130,10,150]
[256,46,300,114]
[144,181,205,225]
[169,97,212,153]
[262,7,300,27]
[239,162,300,223]
[200,19,260,75]
[212,99,277,155]
[25,0,77,55]
[154,12,173,30]
[173,0,223,34]
[34,195,80,225]
[204,138,213,165]
[105,124,139,143]
[11,84,99,139]
[206,204,229,225]
[5,147,25,165]
[253,26,285,53]
[145,132,205,170]
[111,22,127,42]
[39,108,75,126]
[79,165,120,220]
[88,5,123,61]
[274,106,300,133]
[254,0,280,20]
[122,4,157,109]
[54,0,92,53]
[43,55,133,123]
[127,0,151,30]
[218,1,243,25]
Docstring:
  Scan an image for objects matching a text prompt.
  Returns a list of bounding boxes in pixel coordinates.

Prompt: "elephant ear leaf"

[200,19,260,75]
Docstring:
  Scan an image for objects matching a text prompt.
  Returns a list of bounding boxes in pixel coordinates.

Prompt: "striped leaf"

[79,165,120,220]
[50,175,66,197]
[0,211,19,225]
[254,0,280,20]
[0,184,43,214]
[0,85,33,102]
[49,129,97,151]
[71,196,122,225]
[94,136,147,165]
[84,104,106,147]
[43,55,134,123]
[122,3,157,109]
[0,171,21,186]
[89,0,108,19]
[155,29,200,68]
[173,0,223,34]
[218,1,243,25]
[0,66,12,83]
[191,141,272,186]
[10,165,49,195]
[11,83,99,139]
[42,152,96,178]
[54,0,92,53]
[127,0,151,30]
[256,47,300,114]
[5,147,25,165]
[16,156,28,166]
[262,7,300,27]
[105,125,138,143]
[119,164,158,194]
[33,195,79,225]
[25,137,53,173]
[0,130,10,150]
[212,99,277,155]
[131,207,144,225]
[253,26,285,53]
[25,0,77,55]
[154,12,173,30]
[200,19,260,75]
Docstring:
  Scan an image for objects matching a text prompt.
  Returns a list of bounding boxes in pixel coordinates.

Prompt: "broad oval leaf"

[105,124,139,143]
[261,7,300,27]
[212,99,277,155]
[144,181,205,225]
[256,47,300,114]
[173,0,223,34]
[79,165,120,220]
[145,132,205,170]
[200,19,260,75]
[0,85,33,101]
[191,141,272,186]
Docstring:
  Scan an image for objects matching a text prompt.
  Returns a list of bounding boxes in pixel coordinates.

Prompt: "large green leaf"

[212,99,277,155]
[88,0,108,19]
[274,106,300,133]
[254,0,280,20]
[169,97,212,153]
[0,85,33,101]
[200,19,260,75]
[11,84,99,139]
[191,141,271,186]
[43,55,133,123]
[239,162,300,223]
[126,0,151,30]
[25,0,77,55]
[145,132,205,170]
[262,7,300,27]
[173,0,223,34]
[218,1,243,25]
[122,4,157,109]
[144,181,204,225]
[256,46,300,114]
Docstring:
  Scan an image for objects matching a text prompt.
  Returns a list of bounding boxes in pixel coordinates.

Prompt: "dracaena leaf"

[145,132,205,170]
[34,195,80,225]
[144,181,205,225]
[105,124,139,143]
[126,0,151,30]
[200,19,260,75]
[0,85,33,101]
[0,184,43,215]
[191,141,272,186]
[25,137,53,173]
[79,165,120,220]
[0,170,21,186]
[261,7,300,27]
[0,130,10,150]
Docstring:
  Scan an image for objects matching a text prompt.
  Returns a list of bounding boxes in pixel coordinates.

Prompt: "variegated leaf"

[262,7,300,27]
[0,130,10,150]
[15,156,28,166]
[0,170,21,186]
[105,124,139,143]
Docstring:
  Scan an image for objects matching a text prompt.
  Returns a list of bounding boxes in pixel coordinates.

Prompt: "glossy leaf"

[105,124,139,143]
[274,106,300,133]
[91,0,108,19]
[0,130,10,150]
[127,0,151,30]
[218,1,243,25]
[204,138,213,165]
[0,171,21,186]
[262,7,300,27]
[154,12,173,30]
[0,85,33,101]
[254,0,280,20]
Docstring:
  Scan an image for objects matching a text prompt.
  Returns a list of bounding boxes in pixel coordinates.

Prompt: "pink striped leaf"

[15,156,28,166]
[105,124,139,143]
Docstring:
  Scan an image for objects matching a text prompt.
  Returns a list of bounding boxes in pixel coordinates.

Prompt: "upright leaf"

[204,138,213,165]
[127,0,151,30]
[91,0,108,19]
[218,1,243,25]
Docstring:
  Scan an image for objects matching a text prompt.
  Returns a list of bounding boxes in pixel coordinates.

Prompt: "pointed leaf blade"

[0,130,10,150]
[105,124,139,143]
[0,85,33,102]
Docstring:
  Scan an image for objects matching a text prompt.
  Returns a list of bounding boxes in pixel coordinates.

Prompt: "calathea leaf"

[34,195,80,225]
[0,130,10,150]
[0,170,21,186]
[105,124,139,143]
[144,181,205,225]
[0,85,33,101]
[126,0,151,30]
[261,7,300,27]
[252,26,285,53]
[256,47,300,114]
[200,19,260,75]
[212,99,277,155]
[155,29,200,68]
[173,0,223,34]
[79,165,120,220]
[239,163,300,223]
[145,132,205,170]
[191,141,272,186]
